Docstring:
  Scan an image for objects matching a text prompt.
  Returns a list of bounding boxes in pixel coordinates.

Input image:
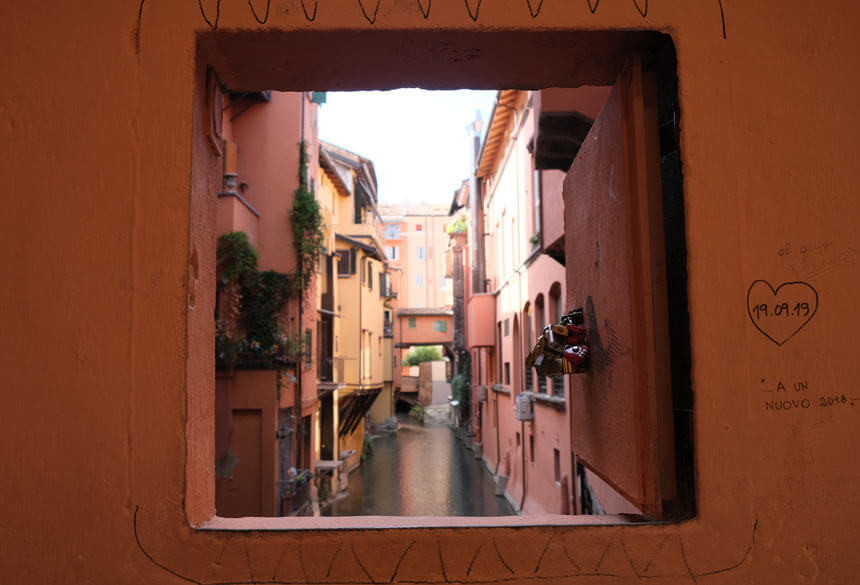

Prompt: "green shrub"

[361,433,374,462]
[451,355,471,403]
[402,345,442,366]
[408,405,425,424]
[217,231,258,282]
[215,232,294,368]
[446,217,467,234]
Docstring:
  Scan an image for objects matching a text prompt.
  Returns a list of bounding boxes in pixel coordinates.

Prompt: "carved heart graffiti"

[747,280,819,346]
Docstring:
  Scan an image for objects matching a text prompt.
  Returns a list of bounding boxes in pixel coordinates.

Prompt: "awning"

[338,388,382,437]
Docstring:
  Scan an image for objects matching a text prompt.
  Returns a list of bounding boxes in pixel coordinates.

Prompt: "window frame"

[188,29,695,539]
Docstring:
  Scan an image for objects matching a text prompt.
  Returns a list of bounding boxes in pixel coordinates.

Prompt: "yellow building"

[317,142,394,486]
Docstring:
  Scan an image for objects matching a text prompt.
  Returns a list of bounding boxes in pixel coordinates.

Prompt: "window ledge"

[533,393,566,409]
[491,384,510,395]
[217,190,260,217]
[200,514,641,531]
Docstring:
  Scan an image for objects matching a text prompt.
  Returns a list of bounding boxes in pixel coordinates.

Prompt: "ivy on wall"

[290,141,324,297]
[214,141,322,369]
[215,232,301,369]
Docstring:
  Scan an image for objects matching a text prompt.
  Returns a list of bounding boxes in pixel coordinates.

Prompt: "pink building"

[458,87,647,515]
[381,205,455,400]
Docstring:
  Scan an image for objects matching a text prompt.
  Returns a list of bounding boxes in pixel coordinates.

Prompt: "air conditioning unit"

[515,392,534,421]
[478,385,488,402]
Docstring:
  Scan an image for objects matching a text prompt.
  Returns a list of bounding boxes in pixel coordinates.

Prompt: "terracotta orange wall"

[398,314,453,345]
[225,92,317,274]
[2,1,859,583]
[216,196,260,245]
[219,90,320,417]
[214,369,288,517]
[540,168,566,249]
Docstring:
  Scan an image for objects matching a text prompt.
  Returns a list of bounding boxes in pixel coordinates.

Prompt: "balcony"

[333,357,345,383]
[466,293,496,348]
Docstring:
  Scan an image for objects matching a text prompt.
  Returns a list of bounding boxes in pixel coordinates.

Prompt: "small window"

[416,274,423,287]
[417,247,425,260]
[416,224,423,231]
[504,318,510,336]
[386,246,399,260]
[384,223,400,239]
[336,249,356,276]
[433,320,447,332]
[440,275,448,288]
[361,259,366,283]
[553,448,561,483]
[368,263,373,290]
[504,362,510,385]
[408,317,416,329]
[551,376,564,397]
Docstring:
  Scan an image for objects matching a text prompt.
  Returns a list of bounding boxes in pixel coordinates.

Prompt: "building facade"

[318,141,394,484]
[213,90,321,517]
[457,86,658,515]
[4,5,860,583]
[381,204,455,399]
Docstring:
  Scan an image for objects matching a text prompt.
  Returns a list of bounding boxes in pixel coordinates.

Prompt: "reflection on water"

[323,414,514,516]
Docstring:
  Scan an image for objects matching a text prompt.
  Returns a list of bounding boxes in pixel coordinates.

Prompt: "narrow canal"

[322,413,515,516]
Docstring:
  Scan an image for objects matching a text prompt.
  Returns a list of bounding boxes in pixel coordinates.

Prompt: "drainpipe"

[520,420,527,511]
[495,394,500,474]
[294,92,307,473]
[468,114,484,294]
[358,251,363,387]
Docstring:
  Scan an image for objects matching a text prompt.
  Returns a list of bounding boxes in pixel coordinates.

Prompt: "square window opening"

[195,29,693,530]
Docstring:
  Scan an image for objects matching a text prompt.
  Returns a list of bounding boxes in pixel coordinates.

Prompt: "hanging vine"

[215,231,295,369]
[290,141,325,297]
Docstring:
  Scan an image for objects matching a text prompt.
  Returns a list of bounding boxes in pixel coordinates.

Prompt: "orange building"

[381,204,455,397]
[2,3,860,584]
[318,141,394,479]
[213,90,322,516]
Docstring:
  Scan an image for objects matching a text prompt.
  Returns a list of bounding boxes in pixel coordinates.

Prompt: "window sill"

[491,384,510,395]
[200,514,639,531]
[533,393,566,409]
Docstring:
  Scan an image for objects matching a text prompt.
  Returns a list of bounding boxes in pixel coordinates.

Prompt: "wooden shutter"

[564,55,676,519]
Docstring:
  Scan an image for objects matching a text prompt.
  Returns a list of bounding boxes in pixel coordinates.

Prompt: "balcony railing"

[333,357,345,383]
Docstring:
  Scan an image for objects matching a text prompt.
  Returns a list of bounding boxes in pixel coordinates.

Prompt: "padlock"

[526,308,590,378]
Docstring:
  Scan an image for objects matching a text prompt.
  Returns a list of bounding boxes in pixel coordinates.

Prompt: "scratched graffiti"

[136,0,728,37]
[134,506,757,584]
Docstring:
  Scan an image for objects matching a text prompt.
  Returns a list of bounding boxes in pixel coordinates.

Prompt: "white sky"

[318,89,497,207]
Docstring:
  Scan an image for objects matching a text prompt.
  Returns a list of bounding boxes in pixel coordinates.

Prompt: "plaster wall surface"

[540,169,566,251]
[382,209,453,310]
[1,1,860,584]
[217,195,260,245]
[399,314,454,345]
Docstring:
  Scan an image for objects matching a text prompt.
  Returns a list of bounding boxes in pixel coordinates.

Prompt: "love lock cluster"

[526,309,590,378]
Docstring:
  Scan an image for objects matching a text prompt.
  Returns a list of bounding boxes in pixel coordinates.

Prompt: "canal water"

[322,414,515,516]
